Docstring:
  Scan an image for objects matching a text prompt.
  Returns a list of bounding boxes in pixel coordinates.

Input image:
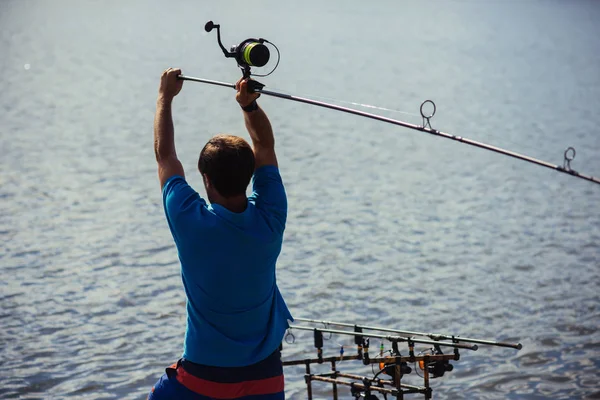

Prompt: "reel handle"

[205,21,217,32]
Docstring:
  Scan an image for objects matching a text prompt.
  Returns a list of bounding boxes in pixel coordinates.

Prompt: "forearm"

[244,105,275,149]
[154,97,177,161]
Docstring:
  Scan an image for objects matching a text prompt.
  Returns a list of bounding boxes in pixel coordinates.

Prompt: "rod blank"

[288,325,478,351]
[178,75,599,186]
[295,317,522,350]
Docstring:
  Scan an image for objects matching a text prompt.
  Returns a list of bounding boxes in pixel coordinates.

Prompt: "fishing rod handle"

[178,75,264,94]
[177,75,235,89]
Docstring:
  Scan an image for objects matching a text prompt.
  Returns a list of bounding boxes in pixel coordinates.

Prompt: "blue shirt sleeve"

[162,175,206,243]
[249,165,287,233]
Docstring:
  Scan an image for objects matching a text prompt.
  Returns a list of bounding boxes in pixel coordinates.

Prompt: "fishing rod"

[287,325,478,351]
[283,317,523,399]
[179,21,600,186]
[294,317,522,350]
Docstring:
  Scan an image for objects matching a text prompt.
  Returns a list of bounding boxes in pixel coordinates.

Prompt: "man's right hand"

[158,68,183,102]
[235,78,261,108]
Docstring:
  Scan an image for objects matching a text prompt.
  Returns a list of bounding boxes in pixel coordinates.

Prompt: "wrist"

[157,94,173,105]
[241,100,258,112]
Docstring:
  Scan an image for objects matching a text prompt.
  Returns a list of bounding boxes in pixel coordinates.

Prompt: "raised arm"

[236,79,278,169]
[154,68,185,188]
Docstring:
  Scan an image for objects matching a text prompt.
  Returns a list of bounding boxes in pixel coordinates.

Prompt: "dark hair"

[198,135,255,198]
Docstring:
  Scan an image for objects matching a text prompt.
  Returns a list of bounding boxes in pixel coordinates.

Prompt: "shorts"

[148,349,285,400]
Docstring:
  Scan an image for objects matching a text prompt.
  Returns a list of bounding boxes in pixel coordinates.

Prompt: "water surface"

[1,1,599,399]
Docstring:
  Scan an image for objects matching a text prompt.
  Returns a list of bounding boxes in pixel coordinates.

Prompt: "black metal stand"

[283,354,456,399]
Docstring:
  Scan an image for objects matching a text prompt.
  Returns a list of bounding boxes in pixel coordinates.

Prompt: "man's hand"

[235,78,260,107]
[159,68,183,102]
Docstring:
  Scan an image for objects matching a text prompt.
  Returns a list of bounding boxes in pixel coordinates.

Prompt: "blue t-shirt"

[162,165,293,367]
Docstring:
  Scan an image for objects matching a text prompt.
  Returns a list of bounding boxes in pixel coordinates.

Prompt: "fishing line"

[261,87,421,117]
[249,40,280,77]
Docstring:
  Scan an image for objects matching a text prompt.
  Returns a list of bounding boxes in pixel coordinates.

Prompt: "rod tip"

[516,343,523,350]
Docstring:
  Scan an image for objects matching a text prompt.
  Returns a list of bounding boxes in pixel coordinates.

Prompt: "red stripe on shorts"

[176,365,284,399]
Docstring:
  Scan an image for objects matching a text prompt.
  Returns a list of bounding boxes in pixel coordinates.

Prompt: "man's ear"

[202,173,211,189]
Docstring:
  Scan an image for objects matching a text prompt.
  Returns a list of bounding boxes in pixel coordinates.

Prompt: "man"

[149,68,293,400]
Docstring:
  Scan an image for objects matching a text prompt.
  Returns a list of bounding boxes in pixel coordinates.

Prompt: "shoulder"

[162,175,207,223]
[163,175,199,203]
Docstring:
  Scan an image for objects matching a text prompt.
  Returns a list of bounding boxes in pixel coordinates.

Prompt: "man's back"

[162,165,292,367]
[150,71,290,399]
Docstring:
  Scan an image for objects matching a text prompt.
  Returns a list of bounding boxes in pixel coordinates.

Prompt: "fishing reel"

[375,341,411,379]
[204,20,280,85]
[350,384,380,400]
[378,358,413,379]
[416,344,454,378]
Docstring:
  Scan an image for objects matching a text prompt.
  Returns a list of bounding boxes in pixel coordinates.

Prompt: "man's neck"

[213,194,248,214]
